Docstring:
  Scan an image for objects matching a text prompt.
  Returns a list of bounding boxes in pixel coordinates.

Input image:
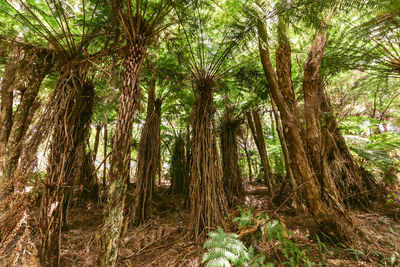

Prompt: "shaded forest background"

[0,0,400,266]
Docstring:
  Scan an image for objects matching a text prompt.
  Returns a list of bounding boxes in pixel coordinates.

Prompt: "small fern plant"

[202,227,253,267]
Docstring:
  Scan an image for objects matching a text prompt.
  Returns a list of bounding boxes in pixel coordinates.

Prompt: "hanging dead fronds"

[169,136,188,195]
[131,97,162,226]
[0,91,55,266]
[39,65,95,266]
[170,0,252,238]
[188,82,228,239]
[220,106,244,206]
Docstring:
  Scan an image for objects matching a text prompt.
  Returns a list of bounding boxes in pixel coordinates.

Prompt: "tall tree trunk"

[3,47,52,180]
[0,41,21,180]
[93,124,102,161]
[246,108,274,191]
[103,115,108,187]
[183,128,192,208]
[220,111,244,206]
[189,82,228,238]
[169,136,188,195]
[131,79,162,226]
[244,145,253,182]
[240,126,253,182]
[270,98,300,209]
[40,65,94,266]
[100,40,146,267]
[257,20,355,242]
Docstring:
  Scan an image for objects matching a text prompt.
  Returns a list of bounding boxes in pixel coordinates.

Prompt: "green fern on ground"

[202,227,253,267]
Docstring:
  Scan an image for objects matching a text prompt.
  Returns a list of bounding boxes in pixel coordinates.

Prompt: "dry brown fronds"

[220,106,244,206]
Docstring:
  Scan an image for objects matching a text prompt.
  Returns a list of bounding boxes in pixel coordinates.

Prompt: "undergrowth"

[202,206,314,267]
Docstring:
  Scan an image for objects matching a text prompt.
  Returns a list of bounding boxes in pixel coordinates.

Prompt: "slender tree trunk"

[189,82,228,238]
[183,128,192,208]
[103,115,108,187]
[93,124,102,161]
[246,109,274,191]
[0,41,21,180]
[131,79,162,226]
[270,98,300,209]
[240,126,253,182]
[220,111,243,206]
[40,65,94,266]
[3,47,52,180]
[253,158,259,178]
[244,145,253,182]
[257,20,355,242]
[100,40,146,266]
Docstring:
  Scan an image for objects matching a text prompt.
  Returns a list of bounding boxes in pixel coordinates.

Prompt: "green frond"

[202,227,252,267]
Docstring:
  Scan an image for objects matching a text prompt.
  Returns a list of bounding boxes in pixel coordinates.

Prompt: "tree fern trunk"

[189,82,228,238]
[258,20,356,242]
[3,47,52,180]
[103,115,108,187]
[169,136,188,195]
[40,66,94,266]
[220,110,243,206]
[0,41,21,182]
[131,80,162,226]
[100,40,146,267]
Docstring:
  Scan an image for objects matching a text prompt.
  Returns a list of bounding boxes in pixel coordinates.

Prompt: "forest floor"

[41,182,400,266]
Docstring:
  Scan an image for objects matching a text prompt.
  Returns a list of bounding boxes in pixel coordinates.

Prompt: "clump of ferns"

[202,227,253,267]
[202,206,314,267]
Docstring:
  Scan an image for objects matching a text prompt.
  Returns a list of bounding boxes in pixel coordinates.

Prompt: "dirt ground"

[24,182,400,266]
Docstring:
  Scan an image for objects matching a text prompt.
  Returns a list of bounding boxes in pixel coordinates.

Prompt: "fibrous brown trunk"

[257,20,356,242]
[0,100,52,265]
[131,79,162,226]
[103,115,108,187]
[40,64,94,266]
[246,108,274,190]
[169,136,188,195]
[0,41,22,180]
[189,82,228,238]
[3,47,52,180]
[183,128,192,208]
[100,40,146,266]
[220,110,244,206]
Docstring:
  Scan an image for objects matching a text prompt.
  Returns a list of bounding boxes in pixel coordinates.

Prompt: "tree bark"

[0,41,21,180]
[246,108,274,191]
[40,66,94,266]
[242,136,253,182]
[93,124,102,161]
[3,47,52,180]
[169,136,188,195]
[131,79,162,226]
[189,82,228,238]
[100,40,146,266]
[103,115,108,187]
[257,20,356,242]
[270,98,300,209]
[319,84,381,206]
[220,110,244,206]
